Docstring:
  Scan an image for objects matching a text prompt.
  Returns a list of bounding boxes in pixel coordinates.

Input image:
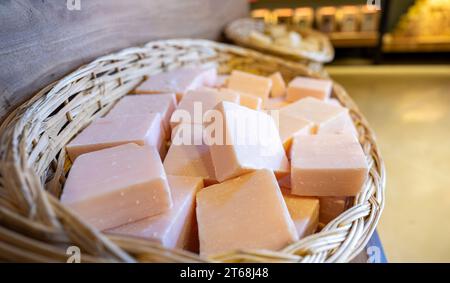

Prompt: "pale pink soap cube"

[286,76,332,102]
[210,101,289,182]
[106,93,177,137]
[280,97,348,134]
[60,144,172,231]
[66,114,165,161]
[196,169,298,257]
[164,123,217,186]
[291,134,368,197]
[319,197,352,225]
[220,88,262,110]
[107,175,203,250]
[170,87,240,127]
[213,75,229,87]
[227,70,272,100]
[277,113,313,153]
[282,189,319,239]
[133,67,217,99]
[269,72,286,97]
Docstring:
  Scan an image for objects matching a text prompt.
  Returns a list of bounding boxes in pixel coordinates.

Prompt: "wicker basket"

[0,39,384,263]
[225,18,335,73]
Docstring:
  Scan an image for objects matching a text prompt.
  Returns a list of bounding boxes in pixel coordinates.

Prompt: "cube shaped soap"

[282,189,319,239]
[269,72,286,98]
[66,114,165,161]
[291,134,368,196]
[227,70,272,100]
[171,87,240,127]
[221,88,262,110]
[286,76,332,102]
[106,93,177,137]
[196,169,298,257]
[319,197,351,225]
[319,98,358,136]
[133,67,217,99]
[107,175,203,250]
[263,97,290,110]
[60,144,172,230]
[164,123,217,185]
[280,97,348,134]
[209,101,289,182]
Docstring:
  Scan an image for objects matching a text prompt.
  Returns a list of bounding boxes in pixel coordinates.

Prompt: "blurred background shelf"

[330,31,379,47]
[383,34,450,52]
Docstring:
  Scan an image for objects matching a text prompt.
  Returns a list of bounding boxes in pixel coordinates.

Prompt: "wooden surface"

[0,0,248,119]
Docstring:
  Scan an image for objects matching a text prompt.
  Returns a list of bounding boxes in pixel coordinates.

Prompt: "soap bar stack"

[60,65,368,258]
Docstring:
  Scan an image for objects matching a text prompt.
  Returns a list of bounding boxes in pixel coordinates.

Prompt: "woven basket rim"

[225,18,335,63]
[0,39,385,263]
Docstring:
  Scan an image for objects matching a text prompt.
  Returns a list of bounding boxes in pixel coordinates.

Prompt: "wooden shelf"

[328,31,379,48]
[383,34,450,53]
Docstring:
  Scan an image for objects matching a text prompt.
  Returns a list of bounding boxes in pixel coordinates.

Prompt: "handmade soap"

[66,114,165,161]
[291,134,368,196]
[171,87,240,127]
[106,93,177,137]
[286,77,332,102]
[196,169,298,257]
[133,67,217,99]
[210,101,289,182]
[282,189,319,238]
[217,88,262,110]
[319,197,351,225]
[214,75,229,88]
[269,72,286,98]
[227,70,272,100]
[60,144,172,230]
[319,99,358,136]
[164,124,217,185]
[280,97,348,134]
[107,175,203,250]
[278,113,313,153]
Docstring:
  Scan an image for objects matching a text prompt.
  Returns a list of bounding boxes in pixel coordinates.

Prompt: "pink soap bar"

[277,113,313,154]
[106,93,177,137]
[213,75,229,88]
[286,76,332,102]
[227,70,272,100]
[220,88,262,110]
[209,101,289,182]
[319,197,352,225]
[269,72,286,97]
[196,169,298,257]
[170,87,240,127]
[107,175,203,250]
[66,114,165,161]
[164,123,217,185]
[133,67,217,99]
[60,144,172,230]
[280,97,348,134]
[282,189,319,239]
[291,134,368,196]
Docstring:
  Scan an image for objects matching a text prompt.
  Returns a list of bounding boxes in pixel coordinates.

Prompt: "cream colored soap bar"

[60,144,172,230]
[164,124,217,185]
[282,189,319,239]
[106,93,177,137]
[319,197,351,225]
[320,98,358,136]
[280,97,348,134]
[286,77,332,102]
[196,169,298,257]
[227,70,272,100]
[66,114,165,161]
[107,175,203,250]
[171,87,240,127]
[278,113,313,154]
[291,134,368,196]
[133,67,217,99]
[210,101,289,182]
[269,72,286,98]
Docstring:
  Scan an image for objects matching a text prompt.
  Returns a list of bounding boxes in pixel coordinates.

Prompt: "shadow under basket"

[0,39,385,263]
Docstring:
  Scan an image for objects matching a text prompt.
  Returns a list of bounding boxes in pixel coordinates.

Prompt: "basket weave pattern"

[0,39,384,263]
